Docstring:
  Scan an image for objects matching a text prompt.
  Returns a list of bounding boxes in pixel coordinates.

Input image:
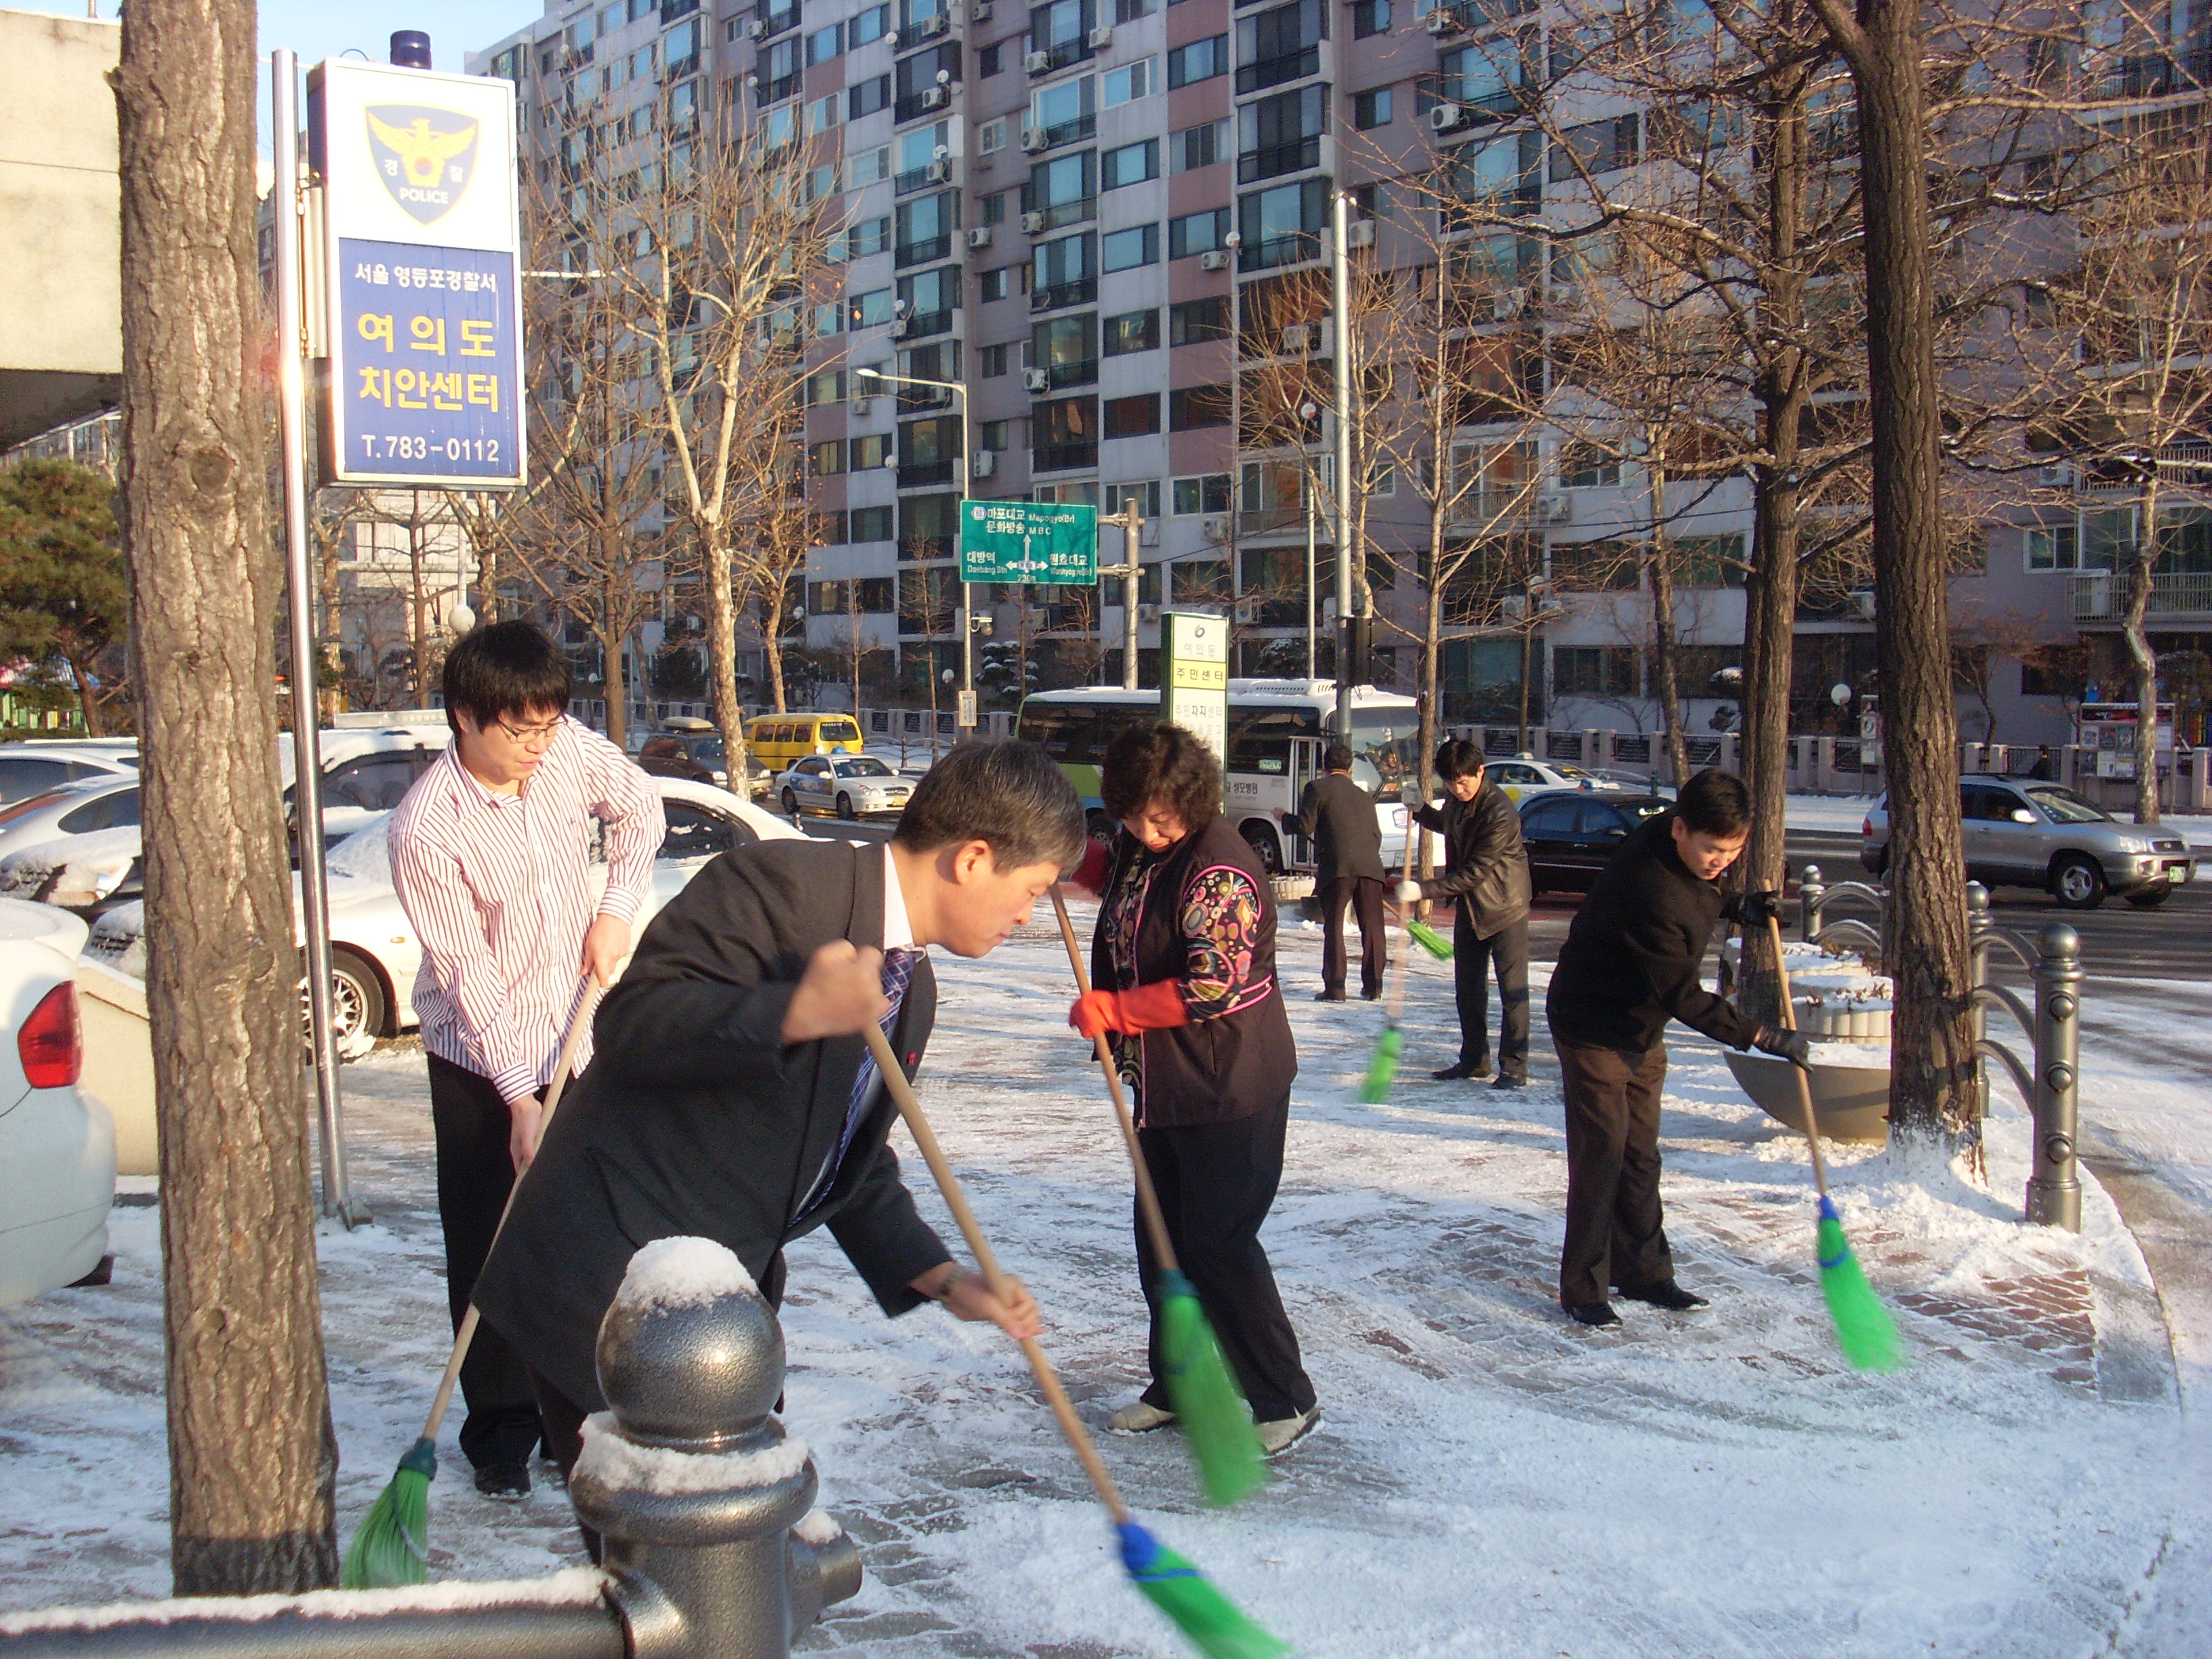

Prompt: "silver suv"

[1860,779,2192,909]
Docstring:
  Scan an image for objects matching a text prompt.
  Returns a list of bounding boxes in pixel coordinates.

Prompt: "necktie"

[798,948,915,1221]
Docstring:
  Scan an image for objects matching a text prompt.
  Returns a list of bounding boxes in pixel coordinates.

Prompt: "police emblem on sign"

[365,105,480,225]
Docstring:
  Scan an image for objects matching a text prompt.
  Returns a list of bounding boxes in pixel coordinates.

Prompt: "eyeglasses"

[493,716,563,749]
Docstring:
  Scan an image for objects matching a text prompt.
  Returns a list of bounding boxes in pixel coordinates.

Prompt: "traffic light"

[1340,611,1373,688]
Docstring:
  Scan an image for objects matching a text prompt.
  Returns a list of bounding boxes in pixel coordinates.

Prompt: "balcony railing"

[754,72,798,103]
[1236,505,1304,538]
[661,0,699,20]
[2087,47,2212,102]
[2071,568,2212,620]
[897,383,953,413]
[897,459,956,488]
[1437,0,1538,29]
[895,234,951,268]
[1035,114,1096,148]
[1031,37,1093,74]
[1235,46,1319,96]
[1032,440,1099,472]
[1033,196,1097,232]
[1237,135,1321,184]
[897,306,955,339]
[1044,356,1099,390]
[1031,277,1097,312]
[895,165,949,196]
[758,6,798,37]
[1238,230,1322,272]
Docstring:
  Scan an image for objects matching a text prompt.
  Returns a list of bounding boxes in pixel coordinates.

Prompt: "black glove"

[1753,1025,1814,1067]
[1736,889,1785,926]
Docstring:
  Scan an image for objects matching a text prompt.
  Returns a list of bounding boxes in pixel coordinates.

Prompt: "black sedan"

[1519,791,1671,894]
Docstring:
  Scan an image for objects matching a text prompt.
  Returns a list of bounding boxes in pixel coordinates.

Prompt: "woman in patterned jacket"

[1064,722,1319,1457]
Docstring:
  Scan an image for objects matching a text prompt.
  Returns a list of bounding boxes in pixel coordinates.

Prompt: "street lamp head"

[1830,682,1853,707]
[941,668,956,684]
[857,367,882,379]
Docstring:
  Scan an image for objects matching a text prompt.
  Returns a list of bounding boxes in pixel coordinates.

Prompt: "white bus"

[1017,680,1420,875]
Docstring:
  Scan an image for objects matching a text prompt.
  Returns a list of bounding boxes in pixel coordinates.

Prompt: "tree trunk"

[764,576,789,712]
[69,653,106,737]
[2124,485,2160,824]
[1818,0,1978,1145]
[703,536,747,772]
[114,0,338,1594]
[1739,469,1804,1024]
[1649,539,1688,785]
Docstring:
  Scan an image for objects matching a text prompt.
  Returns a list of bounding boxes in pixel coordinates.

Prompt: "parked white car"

[87,775,802,1052]
[1487,756,1650,804]
[0,898,112,1307]
[777,754,916,819]
[0,739,138,804]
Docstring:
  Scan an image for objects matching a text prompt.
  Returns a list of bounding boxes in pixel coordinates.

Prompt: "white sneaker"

[1109,1399,1176,1433]
[1255,1405,1322,1458]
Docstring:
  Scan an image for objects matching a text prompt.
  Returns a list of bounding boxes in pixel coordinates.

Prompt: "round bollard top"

[2037,921,2082,962]
[596,1237,785,1452]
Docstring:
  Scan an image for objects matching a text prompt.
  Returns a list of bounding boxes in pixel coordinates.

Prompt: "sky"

[14,1,549,72]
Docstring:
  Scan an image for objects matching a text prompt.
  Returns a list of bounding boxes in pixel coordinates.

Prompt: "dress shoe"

[1360,989,1382,1001]
[1431,1060,1492,1082]
[1109,1399,1176,1433]
[1618,1280,1707,1312]
[473,1460,531,1500]
[1491,1073,1529,1090]
[1255,1405,1322,1458]
[1564,1301,1620,1328]
[1313,990,1347,1002]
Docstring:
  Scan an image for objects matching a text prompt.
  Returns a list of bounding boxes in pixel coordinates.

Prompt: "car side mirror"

[2011,808,2036,823]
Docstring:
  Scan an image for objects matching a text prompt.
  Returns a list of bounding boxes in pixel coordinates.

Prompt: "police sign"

[310,59,525,488]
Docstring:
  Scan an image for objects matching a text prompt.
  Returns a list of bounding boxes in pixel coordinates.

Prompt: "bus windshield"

[1349,713,1420,797]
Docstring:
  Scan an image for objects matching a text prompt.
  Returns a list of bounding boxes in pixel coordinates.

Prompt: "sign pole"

[274,47,365,1229]
[1331,188,1356,739]
[1122,506,1141,691]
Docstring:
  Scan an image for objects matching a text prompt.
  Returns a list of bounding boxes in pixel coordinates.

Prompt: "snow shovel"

[1048,889,1266,1509]
[861,1022,1290,1659]
[1766,916,1905,1374]
[342,975,606,1589]
[1360,813,1424,1103]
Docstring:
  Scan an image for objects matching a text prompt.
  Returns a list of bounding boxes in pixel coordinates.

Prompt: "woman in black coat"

[1064,722,1319,1456]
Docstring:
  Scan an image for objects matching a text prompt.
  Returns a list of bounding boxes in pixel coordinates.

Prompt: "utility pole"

[1330,189,1356,739]
[1099,502,1143,689]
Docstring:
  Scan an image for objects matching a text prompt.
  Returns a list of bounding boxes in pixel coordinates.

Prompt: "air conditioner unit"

[1345,219,1376,249]
[919,12,951,37]
[966,224,994,249]
[1087,25,1113,48]
[1201,516,1229,540]
[1429,103,1470,135]
[889,317,909,337]
[2034,462,2075,489]
[1023,366,1050,392]
[922,84,950,108]
[1025,49,1051,72]
[1021,209,1047,232]
[1494,285,1527,319]
[972,450,998,477]
[851,396,873,415]
[1279,323,1313,353]
[1234,600,1259,623]
[747,18,766,39]
[1537,493,1572,524]
[1425,7,1462,35]
[1139,603,1160,623]
[1021,126,1049,152]
[972,1,993,18]
[926,158,952,182]
[1198,249,1230,271]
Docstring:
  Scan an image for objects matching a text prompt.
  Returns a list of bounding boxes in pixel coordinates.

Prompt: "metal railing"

[0,1242,861,1659]
[2070,569,2212,621]
[1236,46,1320,95]
[1237,135,1321,184]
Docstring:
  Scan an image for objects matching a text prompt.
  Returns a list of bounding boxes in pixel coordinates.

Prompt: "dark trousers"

[427,1053,546,1470]
[1454,912,1530,1076]
[1135,1094,1315,1424]
[1321,876,1387,999]
[1555,1040,1675,1308]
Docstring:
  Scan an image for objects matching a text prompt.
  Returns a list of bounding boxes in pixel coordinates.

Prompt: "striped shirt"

[388,718,665,1103]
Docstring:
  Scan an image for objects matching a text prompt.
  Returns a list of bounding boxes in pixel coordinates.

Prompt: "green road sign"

[959,499,1099,584]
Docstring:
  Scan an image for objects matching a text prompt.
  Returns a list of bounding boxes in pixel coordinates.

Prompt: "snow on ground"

[0,911,2198,1658]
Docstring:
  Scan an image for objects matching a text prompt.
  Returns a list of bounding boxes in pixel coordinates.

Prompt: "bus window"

[1023,704,1105,765]
[1350,717,1419,796]
[1225,709,1317,777]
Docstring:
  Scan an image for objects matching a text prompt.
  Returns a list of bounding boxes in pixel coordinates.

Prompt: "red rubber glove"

[1069,979,1190,1038]
[1060,839,1112,897]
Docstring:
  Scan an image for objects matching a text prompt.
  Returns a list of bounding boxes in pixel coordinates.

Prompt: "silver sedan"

[1860,778,2192,909]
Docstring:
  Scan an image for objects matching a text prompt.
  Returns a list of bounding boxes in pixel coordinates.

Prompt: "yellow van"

[745,712,866,772]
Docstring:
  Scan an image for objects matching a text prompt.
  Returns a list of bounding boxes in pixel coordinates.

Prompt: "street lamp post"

[1330,190,1356,740]
[1300,399,1320,681]
[857,367,973,728]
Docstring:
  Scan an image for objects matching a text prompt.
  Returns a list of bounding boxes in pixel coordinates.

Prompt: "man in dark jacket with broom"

[474,742,1084,1553]
[1544,769,1808,1328]
[1277,742,1387,1001]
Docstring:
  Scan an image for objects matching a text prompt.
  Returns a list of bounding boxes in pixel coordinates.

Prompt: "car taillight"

[20,981,82,1089]
[1861,817,1873,838]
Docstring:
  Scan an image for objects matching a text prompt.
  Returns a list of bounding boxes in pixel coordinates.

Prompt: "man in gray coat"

[1401,739,1532,1086]
[1279,742,1387,1000]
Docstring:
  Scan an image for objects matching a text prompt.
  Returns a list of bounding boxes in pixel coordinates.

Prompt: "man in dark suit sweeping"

[1277,742,1387,1001]
[474,741,1084,1539]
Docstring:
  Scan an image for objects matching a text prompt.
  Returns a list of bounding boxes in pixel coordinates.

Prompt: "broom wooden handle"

[1765,914,1832,1199]
[1382,803,1421,1029]
[861,1021,1131,1525]
[1048,888,1180,1274]
[422,974,607,1444]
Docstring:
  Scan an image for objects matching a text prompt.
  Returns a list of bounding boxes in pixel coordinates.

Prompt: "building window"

[1029,74,1097,145]
[849,287,895,328]
[851,3,890,44]
[809,440,847,475]
[1103,58,1155,104]
[1555,647,1639,697]
[1103,138,1160,188]
[981,342,1012,376]
[1106,479,1163,518]
[852,432,893,470]
[1557,441,1619,489]
[1168,206,1231,258]
[2024,524,2083,571]
[1168,295,1230,344]
[1353,87,1392,129]
[979,266,1012,302]
[980,418,1016,450]
[1351,0,1390,37]
[1101,222,1158,270]
[979,41,1004,75]
[1105,308,1160,354]
[849,74,892,118]
[1237,176,1328,268]
[1172,473,1232,514]
[979,117,1008,154]
[1551,113,1641,181]
[1171,120,1228,172]
[1115,0,1154,20]
[805,367,848,405]
[1168,385,1233,430]
[1104,394,1162,437]
[1167,35,1227,87]
[806,22,842,64]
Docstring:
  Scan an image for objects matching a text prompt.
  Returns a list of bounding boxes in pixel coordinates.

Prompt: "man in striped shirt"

[388,620,664,1500]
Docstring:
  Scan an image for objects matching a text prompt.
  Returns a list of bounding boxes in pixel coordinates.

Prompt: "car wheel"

[2125,884,2173,909]
[836,793,857,821]
[1086,808,1113,844]
[1240,821,1284,875]
[782,787,800,817]
[312,947,387,1057]
[2050,854,2106,910]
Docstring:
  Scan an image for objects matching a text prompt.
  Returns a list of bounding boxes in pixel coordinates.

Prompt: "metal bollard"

[0,1239,860,1659]
[574,1238,862,1659]
[2028,924,2083,1232]
[1799,863,1826,943]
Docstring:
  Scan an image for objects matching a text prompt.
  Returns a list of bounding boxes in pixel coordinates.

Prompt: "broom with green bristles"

[1765,916,1906,1374]
[1048,890,1266,1509]
[863,1022,1289,1658]
[342,977,605,1589]
[1358,813,1427,1104]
